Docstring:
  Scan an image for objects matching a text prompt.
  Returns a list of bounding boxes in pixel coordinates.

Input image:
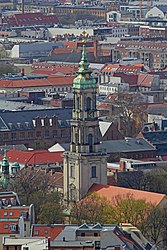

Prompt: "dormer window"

[10,224,17,232]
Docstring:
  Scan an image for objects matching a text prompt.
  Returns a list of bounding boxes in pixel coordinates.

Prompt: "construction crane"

[139,0,142,20]
[139,0,152,20]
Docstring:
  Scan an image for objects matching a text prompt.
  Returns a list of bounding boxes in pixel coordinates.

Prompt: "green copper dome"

[73,43,96,89]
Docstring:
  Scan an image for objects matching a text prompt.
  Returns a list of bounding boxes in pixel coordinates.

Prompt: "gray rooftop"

[0,108,72,131]
[101,138,155,153]
[0,100,55,111]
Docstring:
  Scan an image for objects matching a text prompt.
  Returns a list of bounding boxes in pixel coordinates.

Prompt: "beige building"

[63,44,108,202]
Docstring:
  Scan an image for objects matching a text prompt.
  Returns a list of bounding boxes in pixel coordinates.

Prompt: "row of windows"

[1,130,66,140]
[4,224,18,232]
[0,198,16,206]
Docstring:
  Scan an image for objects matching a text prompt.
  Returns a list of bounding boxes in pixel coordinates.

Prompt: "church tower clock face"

[63,41,108,202]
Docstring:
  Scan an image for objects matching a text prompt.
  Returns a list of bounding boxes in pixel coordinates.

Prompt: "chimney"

[21,68,24,76]
[93,40,98,59]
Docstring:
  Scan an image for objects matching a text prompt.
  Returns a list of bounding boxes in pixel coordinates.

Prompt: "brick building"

[0,108,72,149]
[140,26,167,40]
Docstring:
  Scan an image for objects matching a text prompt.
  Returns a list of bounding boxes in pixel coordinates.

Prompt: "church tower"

[63,41,108,202]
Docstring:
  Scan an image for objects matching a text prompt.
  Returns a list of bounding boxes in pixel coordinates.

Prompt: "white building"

[99,81,129,95]
[146,6,166,19]
[106,11,121,22]
[3,237,49,250]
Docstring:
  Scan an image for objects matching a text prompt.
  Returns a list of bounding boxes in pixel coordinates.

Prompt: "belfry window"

[88,134,93,152]
[91,166,96,178]
[86,97,91,111]
[77,97,80,110]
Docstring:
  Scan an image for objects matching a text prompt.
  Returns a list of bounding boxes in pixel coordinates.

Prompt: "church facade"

[63,42,108,202]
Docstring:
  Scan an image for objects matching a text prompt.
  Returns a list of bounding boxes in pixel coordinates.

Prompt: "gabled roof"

[31,224,65,241]
[0,150,64,165]
[0,76,74,89]
[89,184,166,206]
[7,13,59,27]
[99,121,112,137]
[0,108,72,132]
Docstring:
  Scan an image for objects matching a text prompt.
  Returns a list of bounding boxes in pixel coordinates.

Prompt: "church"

[63,41,108,202]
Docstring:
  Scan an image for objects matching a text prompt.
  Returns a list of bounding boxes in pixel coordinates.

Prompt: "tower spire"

[73,40,96,89]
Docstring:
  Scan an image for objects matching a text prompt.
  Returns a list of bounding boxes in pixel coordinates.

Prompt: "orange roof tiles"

[0,150,64,165]
[89,184,166,206]
[31,64,78,76]
[0,76,74,89]
[32,225,65,240]
[101,64,119,73]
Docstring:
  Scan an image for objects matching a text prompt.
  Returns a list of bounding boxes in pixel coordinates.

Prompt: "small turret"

[2,150,9,175]
[1,150,10,191]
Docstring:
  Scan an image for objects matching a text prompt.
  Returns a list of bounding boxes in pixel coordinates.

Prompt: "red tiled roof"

[0,76,74,88]
[7,13,59,27]
[31,64,78,76]
[113,72,153,87]
[32,225,65,240]
[51,48,73,54]
[136,157,161,162]
[0,150,64,165]
[148,103,167,108]
[97,102,111,110]
[101,64,119,73]
[0,206,29,220]
[89,183,166,206]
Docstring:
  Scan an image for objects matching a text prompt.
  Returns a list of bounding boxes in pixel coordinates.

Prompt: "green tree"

[113,92,148,137]
[37,191,64,224]
[142,207,164,246]
[9,167,64,223]
[71,193,115,224]
[0,65,18,76]
[113,193,154,228]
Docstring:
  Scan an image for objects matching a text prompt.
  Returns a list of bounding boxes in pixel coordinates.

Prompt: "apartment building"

[110,41,167,70]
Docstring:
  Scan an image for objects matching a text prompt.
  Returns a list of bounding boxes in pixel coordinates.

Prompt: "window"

[4,134,9,140]
[45,130,49,137]
[20,211,27,218]
[3,199,8,206]
[28,132,33,138]
[94,232,98,237]
[52,130,57,138]
[34,230,39,236]
[86,97,91,111]
[4,212,7,216]
[70,165,75,178]
[36,131,41,137]
[81,232,85,237]
[20,132,25,139]
[10,198,16,205]
[4,224,8,229]
[44,230,48,234]
[10,224,17,232]
[9,212,13,216]
[91,166,96,178]
[11,133,16,140]
[88,134,93,153]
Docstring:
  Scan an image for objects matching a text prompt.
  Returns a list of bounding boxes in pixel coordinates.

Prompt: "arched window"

[77,97,80,110]
[88,134,93,153]
[86,97,91,111]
